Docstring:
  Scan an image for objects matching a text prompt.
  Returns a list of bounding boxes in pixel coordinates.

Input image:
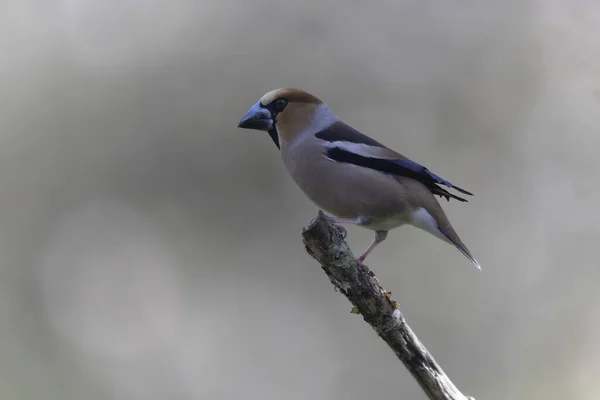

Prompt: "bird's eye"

[274,98,288,111]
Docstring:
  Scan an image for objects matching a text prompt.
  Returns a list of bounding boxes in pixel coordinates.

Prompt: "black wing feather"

[325,147,473,202]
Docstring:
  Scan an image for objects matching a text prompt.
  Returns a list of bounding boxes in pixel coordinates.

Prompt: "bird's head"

[237,88,325,149]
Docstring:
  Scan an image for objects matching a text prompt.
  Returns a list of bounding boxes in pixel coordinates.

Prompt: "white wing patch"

[324,141,395,159]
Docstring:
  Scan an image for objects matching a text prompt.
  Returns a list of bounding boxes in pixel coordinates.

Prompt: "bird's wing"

[315,121,473,202]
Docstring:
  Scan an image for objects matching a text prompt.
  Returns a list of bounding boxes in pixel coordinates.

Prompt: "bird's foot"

[320,213,350,240]
[336,226,347,239]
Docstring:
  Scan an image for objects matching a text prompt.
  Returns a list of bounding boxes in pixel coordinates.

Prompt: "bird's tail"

[444,234,481,271]
[409,207,481,270]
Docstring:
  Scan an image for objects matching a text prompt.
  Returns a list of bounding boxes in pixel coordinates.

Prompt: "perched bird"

[238,88,481,270]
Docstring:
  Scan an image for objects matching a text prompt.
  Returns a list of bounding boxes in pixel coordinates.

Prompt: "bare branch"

[301,211,475,400]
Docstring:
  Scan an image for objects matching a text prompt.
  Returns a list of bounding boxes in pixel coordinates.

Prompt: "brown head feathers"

[260,88,323,107]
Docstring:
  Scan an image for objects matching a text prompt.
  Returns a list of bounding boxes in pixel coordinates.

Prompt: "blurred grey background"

[1,0,599,399]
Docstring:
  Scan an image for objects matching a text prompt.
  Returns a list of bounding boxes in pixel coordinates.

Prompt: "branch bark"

[301,211,475,400]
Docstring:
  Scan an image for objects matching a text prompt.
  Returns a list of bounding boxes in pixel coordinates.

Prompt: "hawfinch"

[238,88,481,270]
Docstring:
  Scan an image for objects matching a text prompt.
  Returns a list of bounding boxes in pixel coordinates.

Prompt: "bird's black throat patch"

[268,128,280,149]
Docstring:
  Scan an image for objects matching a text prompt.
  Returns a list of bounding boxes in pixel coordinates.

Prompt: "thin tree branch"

[301,211,475,400]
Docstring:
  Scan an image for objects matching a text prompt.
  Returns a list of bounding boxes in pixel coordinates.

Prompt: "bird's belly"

[283,150,413,229]
[361,215,409,231]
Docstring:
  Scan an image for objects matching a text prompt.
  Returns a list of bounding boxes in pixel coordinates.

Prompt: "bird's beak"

[237,102,273,131]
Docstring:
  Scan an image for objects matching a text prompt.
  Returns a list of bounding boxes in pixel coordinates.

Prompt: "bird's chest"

[281,142,332,196]
[283,142,354,211]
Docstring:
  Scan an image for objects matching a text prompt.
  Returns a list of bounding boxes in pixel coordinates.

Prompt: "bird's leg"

[324,215,361,225]
[358,230,388,263]
[322,214,364,240]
